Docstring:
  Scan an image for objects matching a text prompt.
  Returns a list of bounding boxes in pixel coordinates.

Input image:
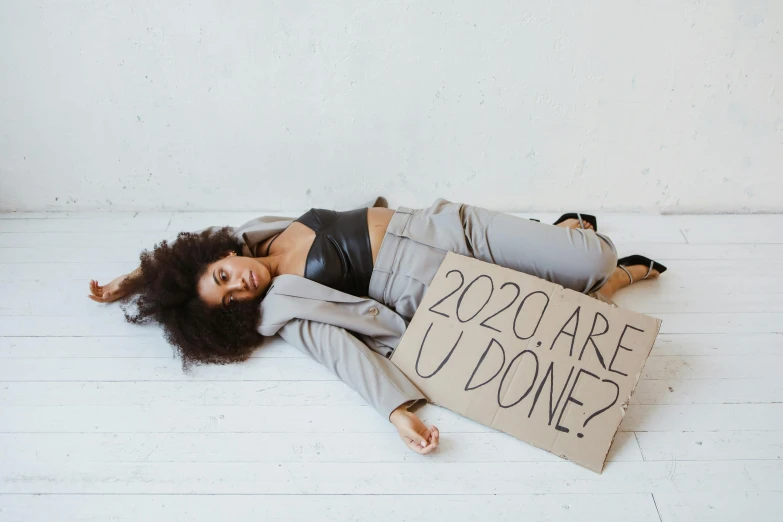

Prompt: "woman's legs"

[460,204,618,294]
[595,265,663,299]
[550,219,663,299]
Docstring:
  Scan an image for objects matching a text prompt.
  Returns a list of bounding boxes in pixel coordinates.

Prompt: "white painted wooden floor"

[1,211,782,522]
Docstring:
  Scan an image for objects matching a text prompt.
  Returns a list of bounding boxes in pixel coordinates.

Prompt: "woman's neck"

[254,255,282,279]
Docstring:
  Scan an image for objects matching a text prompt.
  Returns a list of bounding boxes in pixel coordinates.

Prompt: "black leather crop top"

[265,208,374,297]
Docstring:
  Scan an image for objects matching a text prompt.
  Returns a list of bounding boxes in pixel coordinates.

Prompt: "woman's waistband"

[368,206,415,302]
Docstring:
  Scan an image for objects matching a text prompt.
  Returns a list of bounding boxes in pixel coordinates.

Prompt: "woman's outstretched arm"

[87,266,143,303]
[278,318,440,454]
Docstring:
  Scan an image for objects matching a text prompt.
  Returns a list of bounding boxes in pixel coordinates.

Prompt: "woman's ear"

[226,251,237,258]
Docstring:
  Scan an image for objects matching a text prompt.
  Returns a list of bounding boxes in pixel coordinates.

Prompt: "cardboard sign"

[391,252,661,472]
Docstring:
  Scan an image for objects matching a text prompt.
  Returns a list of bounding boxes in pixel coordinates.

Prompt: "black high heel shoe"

[553,213,598,231]
[617,255,668,283]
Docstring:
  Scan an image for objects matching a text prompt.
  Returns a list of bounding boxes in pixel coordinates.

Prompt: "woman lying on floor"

[88,198,666,455]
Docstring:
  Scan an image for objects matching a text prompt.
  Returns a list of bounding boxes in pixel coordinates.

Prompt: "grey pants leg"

[369,199,619,321]
[459,204,618,295]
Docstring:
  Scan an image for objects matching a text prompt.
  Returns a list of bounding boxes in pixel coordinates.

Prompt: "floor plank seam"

[634,432,647,461]
[651,492,664,522]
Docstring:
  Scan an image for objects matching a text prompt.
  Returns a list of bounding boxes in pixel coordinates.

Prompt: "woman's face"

[197,253,271,308]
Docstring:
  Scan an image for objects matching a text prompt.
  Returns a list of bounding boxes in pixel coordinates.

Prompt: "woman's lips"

[250,271,258,290]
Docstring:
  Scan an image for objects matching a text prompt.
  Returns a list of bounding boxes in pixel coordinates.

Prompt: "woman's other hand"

[389,405,439,455]
[88,275,134,303]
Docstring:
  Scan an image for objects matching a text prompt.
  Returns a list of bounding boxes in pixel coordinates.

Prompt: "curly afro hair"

[121,227,264,368]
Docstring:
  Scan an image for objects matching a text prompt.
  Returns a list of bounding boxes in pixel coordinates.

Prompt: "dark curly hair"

[121,227,264,368]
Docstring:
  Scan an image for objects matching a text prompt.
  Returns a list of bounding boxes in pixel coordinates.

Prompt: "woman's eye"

[229,295,234,304]
[221,271,227,282]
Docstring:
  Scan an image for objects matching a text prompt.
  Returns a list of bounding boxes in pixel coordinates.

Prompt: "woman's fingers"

[422,425,439,454]
[89,280,120,301]
[401,424,439,454]
[418,440,437,454]
[411,432,438,454]
[405,437,429,454]
[88,282,103,301]
[401,430,428,454]
[88,280,115,302]
[89,280,103,296]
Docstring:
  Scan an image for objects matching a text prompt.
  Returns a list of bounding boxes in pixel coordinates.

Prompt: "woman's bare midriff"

[259,207,396,277]
[367,207,395,264]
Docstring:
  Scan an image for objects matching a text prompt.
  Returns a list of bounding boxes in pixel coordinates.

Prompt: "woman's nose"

[230,278,247,291]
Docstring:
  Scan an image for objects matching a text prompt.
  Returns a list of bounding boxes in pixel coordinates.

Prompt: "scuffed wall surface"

[1,1,781,212]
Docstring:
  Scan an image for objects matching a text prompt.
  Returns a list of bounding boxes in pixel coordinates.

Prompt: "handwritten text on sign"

[391,253,661,472]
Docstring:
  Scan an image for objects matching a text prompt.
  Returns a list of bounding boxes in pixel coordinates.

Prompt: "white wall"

[1,1,781,213]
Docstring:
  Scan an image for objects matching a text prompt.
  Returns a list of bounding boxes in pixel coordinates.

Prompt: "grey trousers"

[368,199,618,321]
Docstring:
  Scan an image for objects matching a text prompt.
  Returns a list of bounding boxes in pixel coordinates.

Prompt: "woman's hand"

[87,270,140,303]
[389,405,439,455]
